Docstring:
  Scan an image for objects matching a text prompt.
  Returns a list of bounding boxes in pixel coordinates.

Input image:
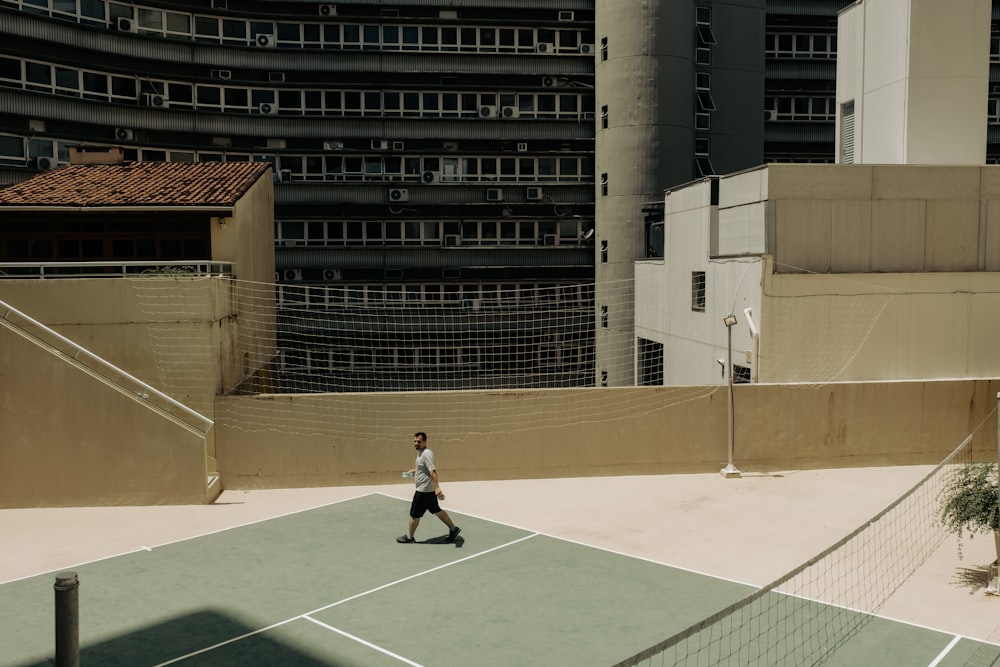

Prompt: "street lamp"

[721,313,742,478]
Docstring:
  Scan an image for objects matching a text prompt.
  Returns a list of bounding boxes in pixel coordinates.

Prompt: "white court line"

[927,635,961,667]
[151,533,538,667]
[1,491,383,585]
[303,616,425,667]
[376,493,1000,660]
[373,491,765,591]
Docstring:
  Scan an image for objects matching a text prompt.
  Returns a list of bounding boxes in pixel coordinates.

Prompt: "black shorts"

[410,490,441,518]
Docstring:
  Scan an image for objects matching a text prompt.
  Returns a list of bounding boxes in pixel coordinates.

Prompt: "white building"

[635,0,1000,387]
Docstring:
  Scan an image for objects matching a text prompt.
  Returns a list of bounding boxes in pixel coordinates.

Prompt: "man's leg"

[408,516,421,537]
[434,509,456,529]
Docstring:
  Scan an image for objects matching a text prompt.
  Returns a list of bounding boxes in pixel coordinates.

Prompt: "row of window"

[5,0,592,54]
[276,219,592,248]
[0,57,594,118]
[276,281,595,308]
[0,134,596,187]
[279,342,594,372]
[765,32,837,60]
[765,95,836,122]
[273,155,594,184]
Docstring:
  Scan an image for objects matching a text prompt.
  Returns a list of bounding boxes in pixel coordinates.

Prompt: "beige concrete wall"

[0,277,234,419]
[766,165,1000,274]
[214,379,998,490]
[0,315,208,508]
[760,264,1000,382]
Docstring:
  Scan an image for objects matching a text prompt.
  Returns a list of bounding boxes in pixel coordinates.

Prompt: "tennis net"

[612,426,987,667]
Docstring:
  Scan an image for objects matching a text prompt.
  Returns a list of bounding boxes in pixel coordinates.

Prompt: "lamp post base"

[720,464,742,479]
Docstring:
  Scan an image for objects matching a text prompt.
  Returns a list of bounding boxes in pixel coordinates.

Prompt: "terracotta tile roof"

[0,161,272,208]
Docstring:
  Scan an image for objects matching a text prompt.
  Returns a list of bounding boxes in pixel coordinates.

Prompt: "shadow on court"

[13,610,336,667]
[412,535,464,547]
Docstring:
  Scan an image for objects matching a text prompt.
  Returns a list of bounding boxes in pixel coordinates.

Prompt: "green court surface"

[1,493,998,666]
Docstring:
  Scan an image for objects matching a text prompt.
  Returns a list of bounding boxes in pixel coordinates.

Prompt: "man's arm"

[429,468,444,499]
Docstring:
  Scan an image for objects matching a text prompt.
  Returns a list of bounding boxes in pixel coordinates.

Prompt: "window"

[696,25,716,46]
[691,271,706,312]
[600,173,608,196]
[638,338,664,385]
[601,105,608,129]
[695,155,715,177]
[600,37,608,61]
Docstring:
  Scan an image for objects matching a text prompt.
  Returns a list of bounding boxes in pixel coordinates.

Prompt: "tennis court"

[3,469,1000,666]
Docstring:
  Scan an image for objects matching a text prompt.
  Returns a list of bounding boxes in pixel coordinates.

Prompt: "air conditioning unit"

[543,234,558,246]
[764,110,777,121]
[486,188,503,202]
[581,111,595,121]
[526,187,543,201]
[371,139,389,150]
[558,10,575,21]
[255,33,275,47]
[443,234,460,246]
[479,105,497,118]
[391,141,405,151]
[421,171,439,184]
[323,269,343,280]
[318,4,336,16]
[35,156,55,170]
[536,42,554,53]
[323,140,344,150]
[542,76,560,88]
[142,93,168,108]
[579,44,595,55]
[279,169,292,182]
[268,71,285,83]
[500,106,519,119]
[283,269,303,282]
[259,102,277,115]
[443,141,459,151]
[389,188,409,202]
[115,16,135,32]
[211,69,232,80]
[517,142,528,152]
[114,127,134,141]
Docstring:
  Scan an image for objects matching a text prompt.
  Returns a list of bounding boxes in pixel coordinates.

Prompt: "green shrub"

[939,461,999,559]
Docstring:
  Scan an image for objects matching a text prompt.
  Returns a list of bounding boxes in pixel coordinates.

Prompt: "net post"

[54,571,79,667]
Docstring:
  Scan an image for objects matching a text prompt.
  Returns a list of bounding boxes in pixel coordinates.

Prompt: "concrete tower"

[594,1,764,385]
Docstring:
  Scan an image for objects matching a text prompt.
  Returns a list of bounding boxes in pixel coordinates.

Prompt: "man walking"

[397,431,461,543]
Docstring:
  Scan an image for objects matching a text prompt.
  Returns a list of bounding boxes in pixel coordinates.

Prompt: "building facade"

[4,0,997,390]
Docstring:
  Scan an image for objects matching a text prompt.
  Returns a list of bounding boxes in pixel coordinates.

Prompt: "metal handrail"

[0,261,233,279]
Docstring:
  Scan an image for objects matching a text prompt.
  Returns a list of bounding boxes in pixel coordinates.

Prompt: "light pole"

[721,313,742,478]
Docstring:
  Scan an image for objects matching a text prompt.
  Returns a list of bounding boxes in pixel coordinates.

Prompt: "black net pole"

[54,571,79,667]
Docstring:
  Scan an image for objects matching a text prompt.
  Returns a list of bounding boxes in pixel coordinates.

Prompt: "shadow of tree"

[952,563,993,593]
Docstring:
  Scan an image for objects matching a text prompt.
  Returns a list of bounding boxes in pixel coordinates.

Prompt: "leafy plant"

[140,264,197,275]
[939,461,999,560]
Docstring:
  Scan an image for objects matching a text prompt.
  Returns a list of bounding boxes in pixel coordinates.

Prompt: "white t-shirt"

[414,448,436,492]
